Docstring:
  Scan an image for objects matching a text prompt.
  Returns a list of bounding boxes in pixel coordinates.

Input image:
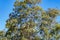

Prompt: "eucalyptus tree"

[0,0,60,40]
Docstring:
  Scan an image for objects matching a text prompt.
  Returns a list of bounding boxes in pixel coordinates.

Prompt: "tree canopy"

[0,0,60,40]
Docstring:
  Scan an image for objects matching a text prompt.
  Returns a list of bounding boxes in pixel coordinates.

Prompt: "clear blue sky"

[0,0,60,30]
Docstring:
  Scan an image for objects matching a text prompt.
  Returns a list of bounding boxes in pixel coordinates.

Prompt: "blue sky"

[0,0,60,30]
